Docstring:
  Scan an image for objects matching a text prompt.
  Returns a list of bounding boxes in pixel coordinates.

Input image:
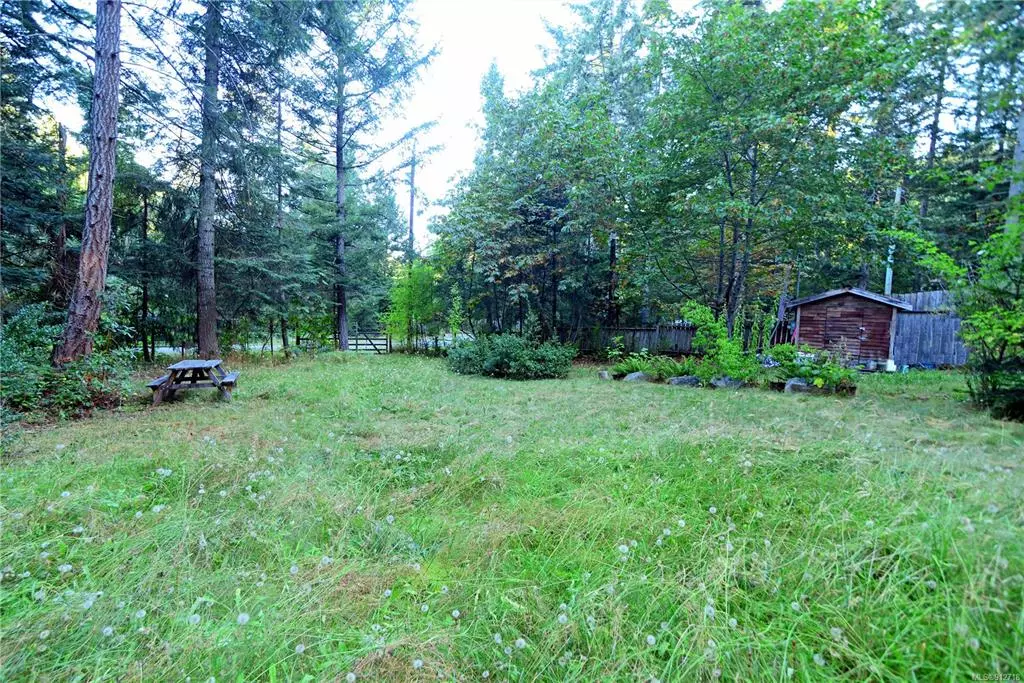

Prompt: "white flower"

[514,638,526,649]
[618,544,629,554]
[56,444,66,450]
[135,609,146,619]
[151,505,165,513]
[383,589,392,598]
[708,506,717,514]
[290,565,299,575]
[558,614,568,624]
[346,674,356,683]
[421,604,429,613]
[830,626,843,640]
[188,614,201,625]
[102,626,114,637]
[237,612,250,625]
[441,585,449,594]
[156,468,172,477]
[320,556,333,566]
[728,618,738,629]
[493,633,502,644]
[295,643,306,654]
[61,491,70,498]
[677,519,686,528]
[39,630,50,639]
[33,590,45,601]
[813,653,826,666]
[704,604,715,619]
[134,511,143,519]
[40,552,50,560]
[451,610,460,619]
[385,515,395,525]
[72,525,85,534]
[790,602,800,612]
[725,542,734,552]
[482,671,489,679]
[58,564,72,574]
[412,659,424,669]
[646,634,656,646]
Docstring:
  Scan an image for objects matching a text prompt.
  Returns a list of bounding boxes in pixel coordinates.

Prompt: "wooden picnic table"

[148,359,239,405]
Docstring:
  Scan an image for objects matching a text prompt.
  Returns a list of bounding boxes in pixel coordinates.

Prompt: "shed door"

[824,306,863,359]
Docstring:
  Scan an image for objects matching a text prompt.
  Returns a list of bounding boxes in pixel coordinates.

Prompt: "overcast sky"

[387,0,577,248]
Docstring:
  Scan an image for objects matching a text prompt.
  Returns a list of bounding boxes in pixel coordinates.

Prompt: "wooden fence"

[348,327,391,354]
[892,312,968,367]
[580,323,695,355]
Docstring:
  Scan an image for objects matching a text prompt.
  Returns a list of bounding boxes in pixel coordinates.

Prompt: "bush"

[447,334,575,380]
[767,343,857,391]
[1,304,135,418]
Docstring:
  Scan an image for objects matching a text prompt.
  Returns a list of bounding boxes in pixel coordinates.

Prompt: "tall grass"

[1,356,1021,680]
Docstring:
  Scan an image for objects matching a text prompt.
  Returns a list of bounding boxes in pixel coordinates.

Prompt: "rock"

[710,376,743,389]
[783,377,810,393]
[597,370,611,380]
[623,371,654,382]
[667,375,701,387]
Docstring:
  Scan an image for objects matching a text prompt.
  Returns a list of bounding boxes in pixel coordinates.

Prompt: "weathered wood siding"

[892,312,968,366]
[581,324,694,354]
[794,294,894,362]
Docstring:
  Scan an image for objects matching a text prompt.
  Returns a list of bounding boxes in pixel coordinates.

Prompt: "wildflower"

[708,506,717,514]
[728,618,738,629]
[662,528,671,536]
[156,468,173,477]
[704,604,716,619]
[677,519,686,528]
[968,638,980,651]
[482,671,490,679]
[764,539,771,548]
[188,614,201,625]
[134,512,143,519]
[33,590,45,601]
[386,515,395,525]
[413,659,424,669]
[152,505,166,513]
[39,630,50,639]
[514,638,526,649]
[725,542,734,552]
[421,604,429,613]
[558,614,568,624]
[135,609,146,619]
[72,525,85,534]
[646,634,656,646]
[493,633,502,644]
[383,589,392,598]
[57,444,66,450]
[289,565,299,576]
[58,564,72,574]
[40,552,51,560]
[813,653,826,666]
[346,674,356,683]
[295,643,306,654]
[503,646,512,656]
[660,621,669,631]
[452,610,461,619]
[830,627,843,640]
[790,602,800,612]
[320,556,333,566]
[102,626,114,637]
[61,491,70,498]
[559,603,567,611]
[618,544,629,554]
[237,612,250,625]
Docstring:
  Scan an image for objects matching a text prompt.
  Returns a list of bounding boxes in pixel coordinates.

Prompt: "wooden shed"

[786,288,912,365]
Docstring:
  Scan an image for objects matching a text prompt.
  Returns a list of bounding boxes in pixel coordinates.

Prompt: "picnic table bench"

[148,359,239,405]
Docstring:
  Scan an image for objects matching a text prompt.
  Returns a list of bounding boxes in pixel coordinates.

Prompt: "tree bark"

[48,124,74,308]
[275,69,289,353]
[606,230,618,326]
[919,53,946,220]
[408,141,416,263]
[140,192,151,361]
[334,43,349,350]
[196,0,221,358]
[52,0,122,365]
[1008,102,1024,232]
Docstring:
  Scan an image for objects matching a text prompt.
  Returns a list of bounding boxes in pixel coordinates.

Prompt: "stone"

[783,377,810,393]
[710,376,743,389]
[597,370,611,380]
[623,372,654,382]
[667,375,701,387]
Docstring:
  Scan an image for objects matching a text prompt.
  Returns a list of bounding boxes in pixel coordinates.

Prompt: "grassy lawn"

[2,355,1022,681]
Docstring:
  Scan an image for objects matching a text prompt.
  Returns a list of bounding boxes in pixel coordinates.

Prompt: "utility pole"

[884,186,902,296]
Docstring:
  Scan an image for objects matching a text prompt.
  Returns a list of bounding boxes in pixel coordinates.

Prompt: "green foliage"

[682,302,760,383]
[447,334,576,380]
[447,285,464,339]
[769,343,858,391]
[960,225,1024,420]
[1,304,134,418]
[382,263,442,349]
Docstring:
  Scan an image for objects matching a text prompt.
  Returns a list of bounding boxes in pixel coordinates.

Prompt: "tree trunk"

[408,141,416,263]
[51,0,122,365]
[606,230,618,326]
[140,193,151,361]
[919,53,946,220]
[275,70,289,353]
[196,0,221,358]
[1008,101,1024,232]
[48,124,74,308]
[334,45,349,350]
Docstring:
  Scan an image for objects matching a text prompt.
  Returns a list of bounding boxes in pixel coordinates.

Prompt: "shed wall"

[794,294,894,362]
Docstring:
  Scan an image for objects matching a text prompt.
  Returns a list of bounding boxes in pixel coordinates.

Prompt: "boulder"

[667,375,701,387]
[710,376,743,389]
[623,371,655,383]
[597,370,611,380]
[783,377,810,393]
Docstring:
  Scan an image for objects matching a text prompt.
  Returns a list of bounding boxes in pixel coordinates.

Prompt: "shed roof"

[785,287,913,311]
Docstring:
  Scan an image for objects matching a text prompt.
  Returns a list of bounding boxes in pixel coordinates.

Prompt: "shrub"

[768,343,857,391]
[447,334,575,380]
[1,304,135,419]
[681,302,761,384]
[611,349,655,377]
